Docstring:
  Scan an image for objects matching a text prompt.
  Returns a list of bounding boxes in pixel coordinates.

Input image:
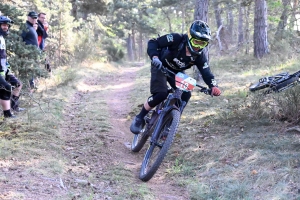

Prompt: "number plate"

[175,72,196,91]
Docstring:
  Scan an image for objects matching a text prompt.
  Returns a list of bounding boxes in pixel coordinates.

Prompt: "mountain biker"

[130,20,221,134]
[0,16,16,117]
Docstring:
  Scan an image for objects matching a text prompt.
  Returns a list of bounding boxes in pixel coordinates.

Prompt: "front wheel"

[139,109,181,182]
[249,81,270,92]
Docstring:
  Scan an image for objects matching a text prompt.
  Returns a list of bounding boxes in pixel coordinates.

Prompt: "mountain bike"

[249,70,300,94]
[131,66,211,182]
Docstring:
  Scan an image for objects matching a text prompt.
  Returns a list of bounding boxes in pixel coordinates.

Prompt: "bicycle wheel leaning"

[249,81,270,92]
[131,109,160,152]
[139,109,181,182]
[272,76,299,92]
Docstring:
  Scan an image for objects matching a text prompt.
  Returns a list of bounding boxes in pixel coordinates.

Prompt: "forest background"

[0,0,300,199]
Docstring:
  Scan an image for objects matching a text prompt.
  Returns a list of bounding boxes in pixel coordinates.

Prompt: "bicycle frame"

[149,89,182,146]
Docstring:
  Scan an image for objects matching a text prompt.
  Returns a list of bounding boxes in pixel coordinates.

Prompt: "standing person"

[21,11,38,90]
[21,11,38,47]
[130,20,221,134]
[36,12,48,50]
[36,12,51,73]
[0,16,15,118]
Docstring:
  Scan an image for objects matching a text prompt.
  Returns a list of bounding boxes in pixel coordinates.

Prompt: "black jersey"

[147,33,217,88]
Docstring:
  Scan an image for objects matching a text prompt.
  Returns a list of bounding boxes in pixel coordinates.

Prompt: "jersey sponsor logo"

[147,96,153,102]
[173,58,185,68]
[0,36,6,50]
[211,79,217,86]
[166,34,173,42]
[165,59,176,69]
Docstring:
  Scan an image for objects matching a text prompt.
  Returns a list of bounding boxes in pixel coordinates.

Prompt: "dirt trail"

[60,66,189,199]
[103,67,189,199]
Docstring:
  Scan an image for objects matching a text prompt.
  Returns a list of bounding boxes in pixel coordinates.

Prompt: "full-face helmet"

[0,16,14,36]
[186,20,211,56]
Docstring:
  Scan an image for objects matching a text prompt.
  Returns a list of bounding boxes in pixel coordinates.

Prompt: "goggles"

[190,38,208,49]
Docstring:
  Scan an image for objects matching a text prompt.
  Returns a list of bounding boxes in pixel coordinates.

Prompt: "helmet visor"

[190,38,208,49]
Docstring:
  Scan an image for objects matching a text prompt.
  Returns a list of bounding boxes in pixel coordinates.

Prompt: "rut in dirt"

[61,66,189,199]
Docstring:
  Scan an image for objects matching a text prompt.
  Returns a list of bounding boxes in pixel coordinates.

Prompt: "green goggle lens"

[190,38,208,48]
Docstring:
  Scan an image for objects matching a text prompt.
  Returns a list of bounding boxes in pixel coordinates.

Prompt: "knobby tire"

[139,109,181,182]
[131,129,150,152]
[273,76,299,92]
[249,81,270,92]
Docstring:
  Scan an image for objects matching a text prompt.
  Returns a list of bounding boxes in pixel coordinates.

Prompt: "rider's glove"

[0,71,5,77]
[6,62,10,70]
[211,86,221,96]
[151,57,162,70]
[6,62,11,76]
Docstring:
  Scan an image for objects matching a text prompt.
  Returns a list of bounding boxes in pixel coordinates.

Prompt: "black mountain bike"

[131,67,211,182]
[249,70,300,94]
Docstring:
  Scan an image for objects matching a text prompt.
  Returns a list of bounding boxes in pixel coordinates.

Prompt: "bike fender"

[163,105,180,115]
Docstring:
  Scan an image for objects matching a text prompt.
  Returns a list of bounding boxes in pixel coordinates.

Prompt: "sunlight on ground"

[85,61,119,72]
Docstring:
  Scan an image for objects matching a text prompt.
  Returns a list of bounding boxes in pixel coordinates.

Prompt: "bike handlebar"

[160,66,212,95]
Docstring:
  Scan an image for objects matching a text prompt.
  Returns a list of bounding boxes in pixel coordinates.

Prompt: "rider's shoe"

[13,107,26,112]
[4,114,16,118]
[130,116,145,134]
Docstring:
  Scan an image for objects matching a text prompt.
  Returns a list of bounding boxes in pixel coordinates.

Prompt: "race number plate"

[175,72,196,91]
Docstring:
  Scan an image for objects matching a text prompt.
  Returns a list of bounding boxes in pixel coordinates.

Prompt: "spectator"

[21,11,38,47]
[37,12,51,73]
[21,11,39,91]
[33,23,38,31]
[36,13,48,50]
[0,16,15,118]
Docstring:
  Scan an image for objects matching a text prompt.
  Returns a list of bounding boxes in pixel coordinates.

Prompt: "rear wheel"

[272,76,299,92]
[139,109,181,182]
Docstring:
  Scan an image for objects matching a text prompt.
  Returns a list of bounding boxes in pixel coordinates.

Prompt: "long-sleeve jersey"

[147,33,217,88]
[0,35,7,73]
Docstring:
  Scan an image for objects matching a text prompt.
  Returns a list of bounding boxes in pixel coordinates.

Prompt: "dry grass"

[129,55,300,199]
[0,53,299,199]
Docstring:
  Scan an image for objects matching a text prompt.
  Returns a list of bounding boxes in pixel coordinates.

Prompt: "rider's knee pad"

[148,92,168,108]
[0,90,11,100]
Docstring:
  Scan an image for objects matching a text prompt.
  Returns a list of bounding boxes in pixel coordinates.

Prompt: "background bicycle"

[249,70,300,94]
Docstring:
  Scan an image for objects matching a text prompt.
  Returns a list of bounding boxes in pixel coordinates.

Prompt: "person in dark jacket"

[21,11,38,47]
[36,12,48,51]
[37,12,51,73]
[130,20,221,134]
[21,11,39,91]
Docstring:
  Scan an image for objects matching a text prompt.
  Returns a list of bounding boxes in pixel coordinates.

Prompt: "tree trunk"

[292,0,299,34]
[275,0,291,40]
[226,2,234,44]
[245,4,251,54]
[193,0,209,81]
[127,33,133,61]
[254,0,269,59]
[181,0,186,34]
[138,31,143,61]
[238,3,245,49]
[132,22,136,61]
[194,0,209,22]
[212,0,228,54]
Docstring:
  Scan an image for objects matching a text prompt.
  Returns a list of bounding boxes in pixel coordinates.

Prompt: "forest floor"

[0,61,299,200]
[0,63,190,199]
